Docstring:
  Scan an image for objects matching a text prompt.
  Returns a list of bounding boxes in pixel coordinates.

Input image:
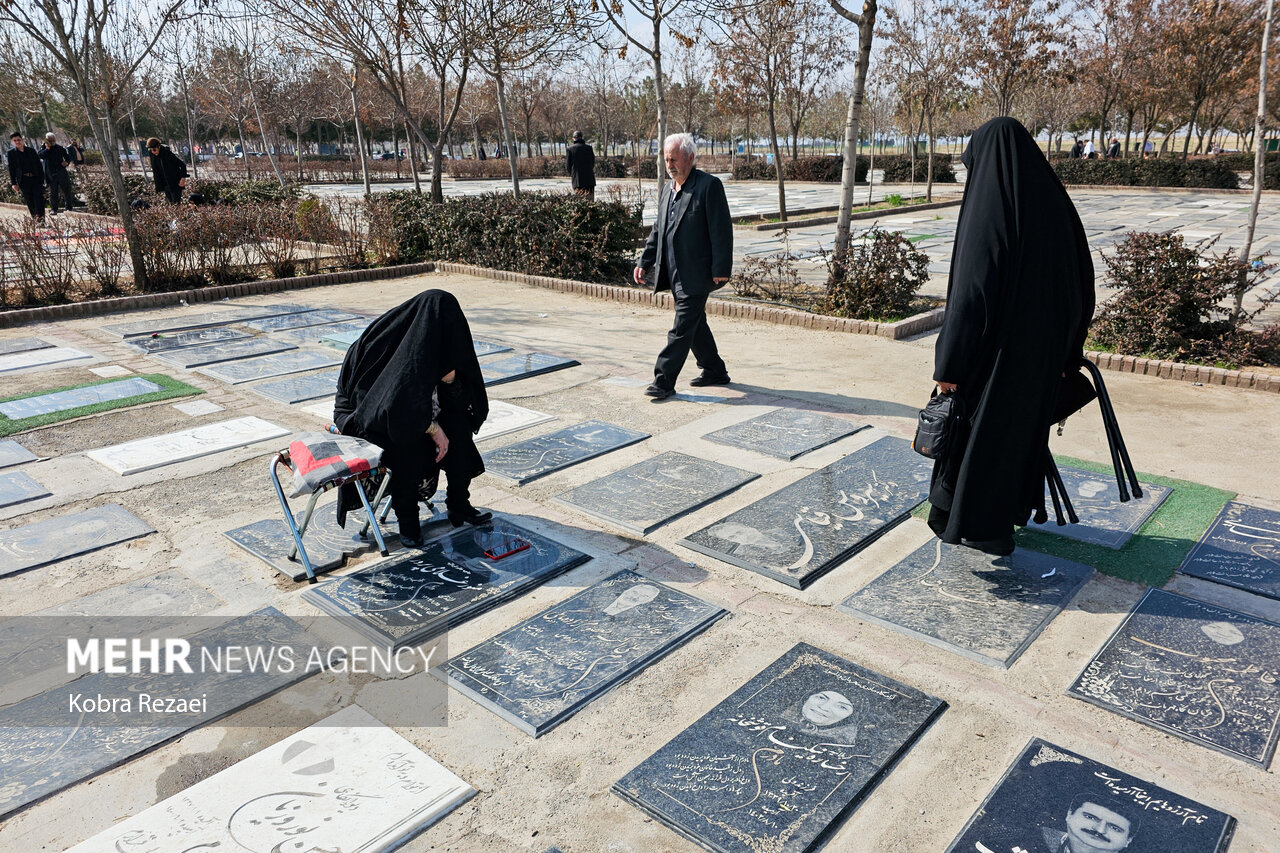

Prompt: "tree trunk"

[652,16,668,182]
[926,110,935,202]
[767,95,787,224]
[392,124,401,180]
[296,126,304,181]
[92,106,149,291]
[237,124,253,178]
[1182,102,1201,159]
[1238,0,1275,319]
[831,0,877,257]
[493,72,521,197]
[249,76,287,187]
[349,78,371,196]
[175,61,198,180]
[406,121,421,193]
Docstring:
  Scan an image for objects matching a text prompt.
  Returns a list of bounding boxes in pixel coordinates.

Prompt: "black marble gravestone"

[944,738,1235,853]
[0,607,329,819]
[555,452,759,535]
[197,350,343,384]
[102,304,312,338]
[474,340,513,357]
[1179,501,1280,601]
[837,538,1093,668]
[271,318,372,347]
[0,504,154,577]
[155,336,297,369]
[237,308,361,332]
[483,421,649,485]
[1069,588,1280,767]
[0,376,163,419]
[0,470,52,509]
[444,570,725,736]
[481,352,581,386]
[704,408,869,461]
[125,327,251,354]
[613,643,945,853]
[302,520,591,648]
[1027,464,1170,549]
[250,368,342,404]
[0,439,37,469]
[681,436,931,589]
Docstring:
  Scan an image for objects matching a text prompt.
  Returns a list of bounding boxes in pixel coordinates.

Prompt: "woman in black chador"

[929,117,1095,556]
[334,290,491,547]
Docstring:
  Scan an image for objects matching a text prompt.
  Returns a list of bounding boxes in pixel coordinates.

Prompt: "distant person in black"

[67,139,84,165]
[566,130,596,200]
[1106,138,1121,159]
[7,132,45,220]
[929,117,1094,556]
[1068,138,1084,159]
[40,133,74,214]
[146,136,187,203]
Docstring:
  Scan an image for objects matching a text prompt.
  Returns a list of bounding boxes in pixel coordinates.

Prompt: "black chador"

[928,117,1095,550]
[334,290,489,541]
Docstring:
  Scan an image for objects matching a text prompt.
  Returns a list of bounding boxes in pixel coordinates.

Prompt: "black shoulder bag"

[912,389,964,460]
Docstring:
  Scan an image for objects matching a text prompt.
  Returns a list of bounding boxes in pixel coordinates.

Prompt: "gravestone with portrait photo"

[1179,500,1280,601]
[703,408,870,461]
[1069,588,1280,767]
[1026,464,1170,549]
[483,421,649,484]
[443,570,725,736]
[613,642,945,853]
[944,738,1235,853]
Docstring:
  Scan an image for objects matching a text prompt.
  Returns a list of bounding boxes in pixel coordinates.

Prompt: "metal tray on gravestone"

[154,336,297,369]
[86,416,289,476]
[943,738,1235,853]
[481,352,581,387]
[125,326,251,354]
[237,307,362,333]
[302,519,590,648]
[0,607,331,820]
[1178,500,1280,601]
[0,337,52,355]
[474,340,513,357]
[100,303,312,339]
[0,439,37,469]
[1068,588,1280,767]
[484,421,649,485]
[196,349,343,384]
[554,452,759,536]
[0,346,93,374]
[443,569,725,736]
[250,368,342,404]
[0,470,51,509]
[1026,464,1170,549]
[680,436,931,590]
[837,538,1093,668]
[62,704,475,853]
[0,376,164,420]
[613,642,946,853]
[272,317,372,346]
[476,400,556,442]
[0,503,153,577]
[704,408,870,461]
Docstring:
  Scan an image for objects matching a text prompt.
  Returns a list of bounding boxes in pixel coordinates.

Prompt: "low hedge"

[447,157,567,179]
[594,157,628,178]
[372,190,644,282]
[878,154,956,183]
[1053,158,1239,188]
[732,155,868,183]
[188,178,301,205]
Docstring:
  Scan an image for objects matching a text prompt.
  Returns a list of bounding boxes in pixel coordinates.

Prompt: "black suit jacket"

[149,145,187,193]
[566,141,595,189]
[638,167,732,296]
[7,146,42,186]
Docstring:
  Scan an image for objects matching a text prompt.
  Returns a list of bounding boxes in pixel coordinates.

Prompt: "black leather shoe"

[400,535,425,549]
[449,507,493,527]
[644,383,675,399]
[690,372,731,387]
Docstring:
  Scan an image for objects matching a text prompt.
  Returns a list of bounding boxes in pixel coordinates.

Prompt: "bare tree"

[828,0,878,256]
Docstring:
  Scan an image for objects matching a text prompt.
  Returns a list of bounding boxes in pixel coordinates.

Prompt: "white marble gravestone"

[475,401,556,441]
[87,365,132,378]
[63,704,474,853]
[87,416,289,475]
[0,346,93,374]
[172,399,224,416]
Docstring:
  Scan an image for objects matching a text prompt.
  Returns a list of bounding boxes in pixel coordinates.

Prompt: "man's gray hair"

[664,132,696,159]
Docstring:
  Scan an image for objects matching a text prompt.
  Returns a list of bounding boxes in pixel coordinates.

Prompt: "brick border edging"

[1084,350,1279,393]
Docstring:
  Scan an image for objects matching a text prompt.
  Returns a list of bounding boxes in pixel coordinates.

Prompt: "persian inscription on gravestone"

[474,340,513,357]
[681,436,931,589]
[125,326,251,353]
[0,471,51,509]
[837,536,1093,668]
[303,520,590,648]
[0,503,154,577]
[251,368,342,404]
[0,377,163,420]
[445,570,725,736]
[0,607,329,820]
[555,452,759,535]
[1069,588,1280,767]
[154,336,297,369]
[272,318,372,346]
[0,440,37,469]
[944,738,1235,853]
[475,401,556,442]
[704,408,870,461]
[0,346,93,374]
[62,704,475,853]
[481,352,581,386]
[86,416,290,476]
[196,349,343,384]
[237,307,362,332]
[0,337,51,356]
[484,421,649,484]
[1179,501,1280,601]
[1027,465,1170,549]
[613,642,946,853]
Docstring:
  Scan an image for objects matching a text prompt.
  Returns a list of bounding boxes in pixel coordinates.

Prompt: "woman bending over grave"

[928,117,1095,557]
[334,289,491,548]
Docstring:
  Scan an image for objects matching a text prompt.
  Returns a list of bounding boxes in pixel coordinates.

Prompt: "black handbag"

[912,389,963,460]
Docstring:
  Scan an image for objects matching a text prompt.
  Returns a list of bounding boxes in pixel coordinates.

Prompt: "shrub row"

[878,154,957,183]
[732,156,869,183]
[1053,158,1240,188]
[446,156,568,179]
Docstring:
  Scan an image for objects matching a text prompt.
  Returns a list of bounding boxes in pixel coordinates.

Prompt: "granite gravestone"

[0,471,51,509]
[303,520,591,648]
[125,326,251,354]
[475,401,556,442]
[944,738,1236,853]
[704,409,870,461]
[251,368,342,404]
[481,352,581,386]
[237,307,361,332]
[101,304,311,338]
[0,607,330,819]
[272,318,372,346]
[837,538,1093,668]
[0,377,163,420]
[474,340,513,357]
[1069,588,1280,767]
[484,421,649,484]
[319,328,363,350]
[86,416,289,475]
[1179,501,1280,601]
[0,504,154,576]
[444,570,725,736]
[0,337,52,355]
[62,704,475,853]
[681,436,931,589]
[196,349,343,384]
[613,643,946,853]
[555,452,759,535]
[1027,465,1170,549]
[0,439,37,468]
[155,336,297,369]
[0,346,93,374]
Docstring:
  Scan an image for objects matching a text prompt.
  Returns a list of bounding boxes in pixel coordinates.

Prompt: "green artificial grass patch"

[912,454,1235,587]
[0,374,204,437]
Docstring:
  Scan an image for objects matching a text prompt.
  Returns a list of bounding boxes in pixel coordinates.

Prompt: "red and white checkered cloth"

[285,432,384,498]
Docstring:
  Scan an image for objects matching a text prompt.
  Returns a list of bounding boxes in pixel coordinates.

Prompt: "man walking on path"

[40,133,74,214]
[633,133,733,400]
[566,130,596,200]
[147,137,187,204]
[7,132,45,220]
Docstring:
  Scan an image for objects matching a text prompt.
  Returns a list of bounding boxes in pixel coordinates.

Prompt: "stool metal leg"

[355,477,390,556]
[359,470,392,537]
[270,454,316,582]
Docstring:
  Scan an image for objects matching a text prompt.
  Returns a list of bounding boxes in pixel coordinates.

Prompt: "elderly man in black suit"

[566,130,595,200]
[7,132,45,220]
[633,133,733,400]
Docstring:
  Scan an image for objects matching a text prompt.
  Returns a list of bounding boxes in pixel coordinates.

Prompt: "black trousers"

[47,171,73,211]
[161,184,182,204]
[653,280,726,389]
[384,410,479,539]
[17,178,44,219]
